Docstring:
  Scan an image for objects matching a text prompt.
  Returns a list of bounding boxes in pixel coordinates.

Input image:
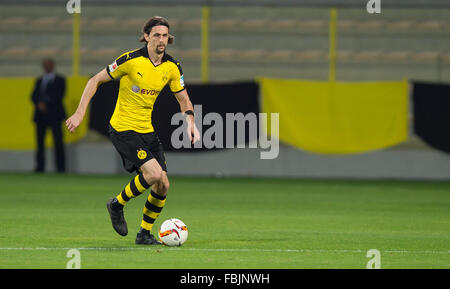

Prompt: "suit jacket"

[31,74,66,123]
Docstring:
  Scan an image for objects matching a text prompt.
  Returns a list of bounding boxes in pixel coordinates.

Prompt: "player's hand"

[66,112,83,133]
[186,117,200,144]
[191,123,201,144]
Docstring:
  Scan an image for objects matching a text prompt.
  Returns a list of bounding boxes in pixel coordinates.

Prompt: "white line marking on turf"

[0,247,448,254]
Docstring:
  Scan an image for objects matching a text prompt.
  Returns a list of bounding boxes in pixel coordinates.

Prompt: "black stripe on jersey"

[116,49,142,66]
[115,54,128,66]
[175,62,183,75]
[140,46,183,73]
[140,46,150,58]
[106,48,144,79]
[163,53,183,75]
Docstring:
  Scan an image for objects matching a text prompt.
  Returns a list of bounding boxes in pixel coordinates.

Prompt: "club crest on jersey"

[137,149,147,160]
[161,71,168,82]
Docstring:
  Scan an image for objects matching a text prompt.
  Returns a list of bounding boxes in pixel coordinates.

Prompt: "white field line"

[0,247,448,254]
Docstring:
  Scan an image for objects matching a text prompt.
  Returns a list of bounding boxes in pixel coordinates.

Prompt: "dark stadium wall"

[89,81,261,152]
[413,81,450,154]
[89,79,450,156]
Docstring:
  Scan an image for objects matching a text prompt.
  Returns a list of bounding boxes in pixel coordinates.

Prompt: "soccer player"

[65,16,200,245]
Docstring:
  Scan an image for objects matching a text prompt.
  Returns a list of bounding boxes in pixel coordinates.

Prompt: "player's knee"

[155,175,169,197]
[142,167,163,185]
[163,178,170,193]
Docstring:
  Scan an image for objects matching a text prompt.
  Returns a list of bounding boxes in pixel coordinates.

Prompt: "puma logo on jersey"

[137,72,144,78]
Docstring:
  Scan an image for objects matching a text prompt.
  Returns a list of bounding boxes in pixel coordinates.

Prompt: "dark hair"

[139,16,174,44]
[42,57,54,65]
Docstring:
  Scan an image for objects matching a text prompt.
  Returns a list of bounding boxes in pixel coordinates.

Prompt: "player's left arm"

[174,89,200,144]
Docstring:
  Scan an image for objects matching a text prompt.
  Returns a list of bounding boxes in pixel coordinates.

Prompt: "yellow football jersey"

[106,46,185,133]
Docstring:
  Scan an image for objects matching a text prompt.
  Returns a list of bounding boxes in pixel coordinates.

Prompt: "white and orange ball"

[158,218,188,246]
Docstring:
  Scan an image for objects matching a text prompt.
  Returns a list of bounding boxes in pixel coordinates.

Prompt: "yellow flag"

[260,78,408,154]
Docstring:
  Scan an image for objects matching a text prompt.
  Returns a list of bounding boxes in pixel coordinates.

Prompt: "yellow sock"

[116,174,150,206]
[141,190,166,231]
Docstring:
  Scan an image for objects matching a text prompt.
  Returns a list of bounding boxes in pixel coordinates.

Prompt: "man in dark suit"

[31,58,66,173]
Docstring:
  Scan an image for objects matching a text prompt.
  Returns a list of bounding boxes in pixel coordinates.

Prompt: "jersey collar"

[140,46,170,67]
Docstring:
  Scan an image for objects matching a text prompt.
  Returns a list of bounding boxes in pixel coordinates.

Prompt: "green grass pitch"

[0,173,448,268]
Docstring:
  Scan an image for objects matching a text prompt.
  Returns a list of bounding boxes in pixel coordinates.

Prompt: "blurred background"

[1,0,450,179]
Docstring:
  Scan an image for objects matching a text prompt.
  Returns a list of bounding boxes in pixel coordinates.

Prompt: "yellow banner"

[0,76,89,150]
[260,78,408,154]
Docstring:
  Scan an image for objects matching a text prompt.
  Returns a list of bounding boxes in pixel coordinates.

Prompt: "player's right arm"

[66,68,111,133]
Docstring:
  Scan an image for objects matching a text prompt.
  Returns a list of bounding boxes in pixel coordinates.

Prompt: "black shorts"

[109,125,167,173]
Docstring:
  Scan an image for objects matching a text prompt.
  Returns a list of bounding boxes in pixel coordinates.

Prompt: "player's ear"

[168,34,174,44]
[144,33,151,42]
[139,33,150,43]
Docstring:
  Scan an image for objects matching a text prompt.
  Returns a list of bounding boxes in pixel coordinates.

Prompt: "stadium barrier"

[3,77,450,157]
[0,76,89,150]
[88,78,409,155]
[89,81,260,152]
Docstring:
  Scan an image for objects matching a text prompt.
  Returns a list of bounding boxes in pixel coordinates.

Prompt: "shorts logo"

[137,149,147,160]
[132,85,140,93]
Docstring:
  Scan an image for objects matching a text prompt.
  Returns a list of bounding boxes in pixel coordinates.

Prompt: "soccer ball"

[158,218,188,246]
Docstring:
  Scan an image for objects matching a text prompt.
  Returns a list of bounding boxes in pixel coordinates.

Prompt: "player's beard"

[156,45,165,55]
